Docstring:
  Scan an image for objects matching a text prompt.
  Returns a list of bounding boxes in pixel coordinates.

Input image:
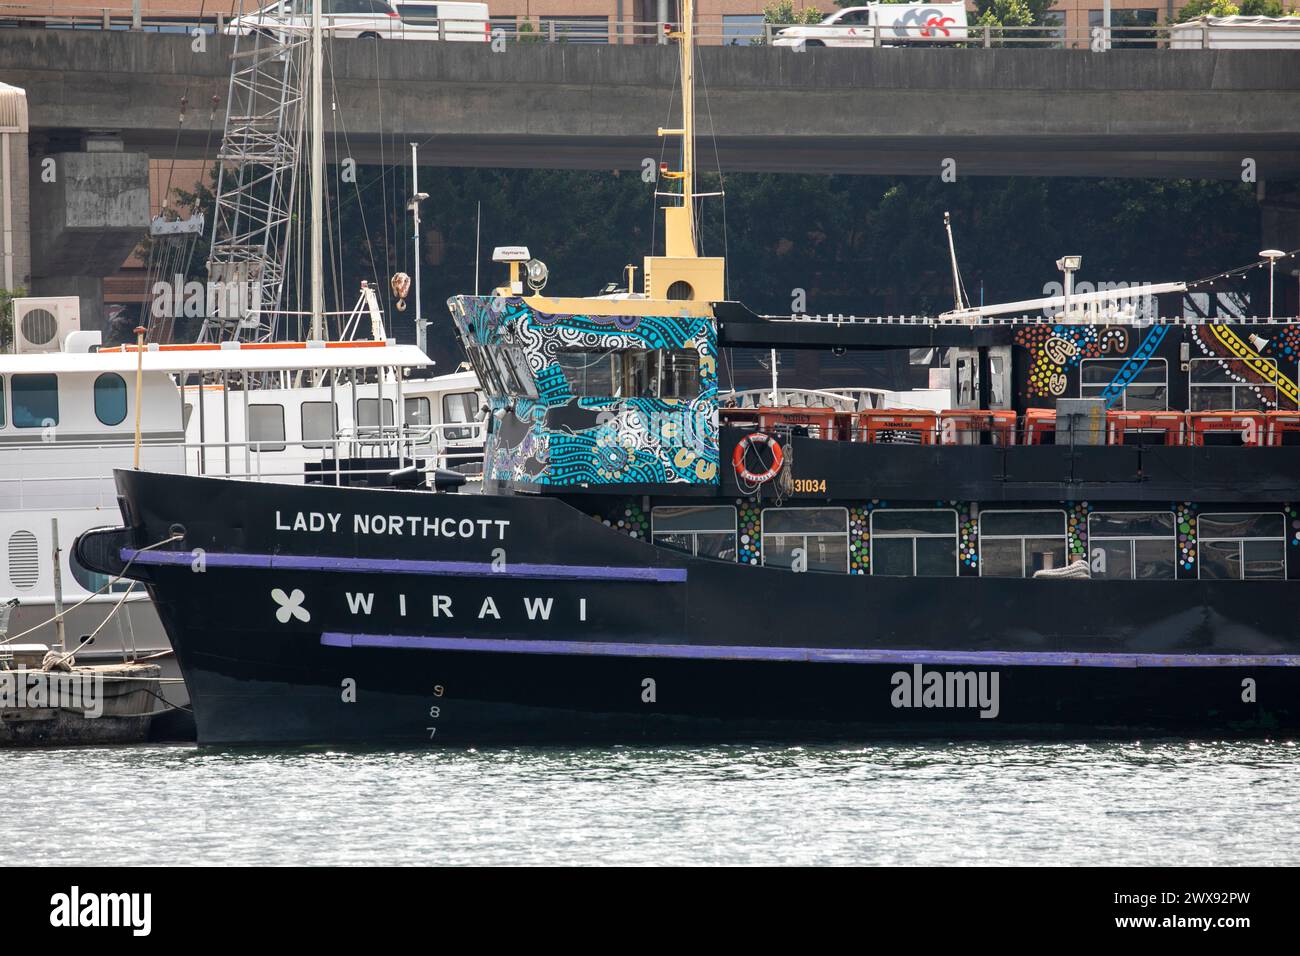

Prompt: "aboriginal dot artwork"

[1067,501,1092,557]
[448,294,719,487]
[737,499,762,565]
[1015,324,1102,399]
[849,505,870,575]
[959,504,979,571]
[1175,502,1198,573]
[593,499,649,540]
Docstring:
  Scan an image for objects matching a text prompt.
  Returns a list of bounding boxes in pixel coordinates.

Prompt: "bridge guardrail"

[3,11,1300,50]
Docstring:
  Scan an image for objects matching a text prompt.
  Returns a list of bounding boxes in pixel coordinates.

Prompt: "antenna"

[944,211,968,313]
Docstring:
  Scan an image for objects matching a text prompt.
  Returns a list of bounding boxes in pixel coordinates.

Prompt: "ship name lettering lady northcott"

[275,510,510,540]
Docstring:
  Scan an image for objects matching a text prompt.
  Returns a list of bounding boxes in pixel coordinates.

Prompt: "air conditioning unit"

[12,296,81,354]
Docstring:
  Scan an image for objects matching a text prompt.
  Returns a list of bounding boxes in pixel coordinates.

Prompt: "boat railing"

[722,387,895,412]
[0,426,483,507]
[8,12,1299,51]
[720,407,1300,449]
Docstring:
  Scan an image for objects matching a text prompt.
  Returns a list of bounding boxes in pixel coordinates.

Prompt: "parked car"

[772,3,968,47]
[227,0,489,42]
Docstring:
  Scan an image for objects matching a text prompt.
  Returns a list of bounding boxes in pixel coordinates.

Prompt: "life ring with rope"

[732,432,784,484]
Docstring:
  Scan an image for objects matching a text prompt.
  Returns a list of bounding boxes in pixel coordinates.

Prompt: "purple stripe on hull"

[121,548,686,583]
[319,632,1300,668]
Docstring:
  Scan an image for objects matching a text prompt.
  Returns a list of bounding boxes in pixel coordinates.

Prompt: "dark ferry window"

[1197,513,1285,580]
[1190,359,1277,412]
[505,347,538,398]
[660,350,701,399]
[0,377,7,427]
[559,349,698,400]
[1081,359,1167,411]
[761,507,849,573]
[1088,511,1176,580]
[249,404,286,453]
[870,509,958,577]
[978,510,1067,578]
[558,350,617,397]
[11,373,58,428]
[464,343,505,396]
[93,372,128,427]
[651,506,737,561]
[491,348,524,396]
[301,401,338,449]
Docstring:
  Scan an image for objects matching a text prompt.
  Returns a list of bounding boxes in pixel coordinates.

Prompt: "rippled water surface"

[3,741,1297,865]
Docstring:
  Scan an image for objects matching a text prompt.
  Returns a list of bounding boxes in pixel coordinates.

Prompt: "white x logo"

[271,588,311,624]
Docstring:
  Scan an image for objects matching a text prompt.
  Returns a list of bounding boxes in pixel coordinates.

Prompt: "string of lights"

[1185,247,1300,290]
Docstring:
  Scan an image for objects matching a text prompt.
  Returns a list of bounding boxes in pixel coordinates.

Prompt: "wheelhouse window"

[357,398,395,429]
[442,391,479,441]
[979,510,1068,578]
[463,342,505,396]
[1088,511,1176,580]
[495,346,537,399]
[11,373,58,428]
[301,401,337,449]
[761,507,849,573]
[870,509,958,577]
[93,372,128,426]
[558,349,700,400]
[1080,358,1167,410]
[1190,358,1278,411]
[1197,513,1285,580]
[651,506,737,561]
[557,351,616,397]
[248,404,286,452]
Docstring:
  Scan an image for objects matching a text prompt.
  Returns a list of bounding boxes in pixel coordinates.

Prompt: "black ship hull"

[77,470,1300,745]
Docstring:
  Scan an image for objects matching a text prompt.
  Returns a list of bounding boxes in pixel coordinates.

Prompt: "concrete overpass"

[1,29,1298,179]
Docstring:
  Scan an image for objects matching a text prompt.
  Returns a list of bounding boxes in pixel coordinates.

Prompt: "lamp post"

[1056,255,1081,318]
[1260,249,1285,320]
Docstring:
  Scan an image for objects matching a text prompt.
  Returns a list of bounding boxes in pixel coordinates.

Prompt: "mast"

[945,212,967,313]
[678,0,696,258]
[309,0,325,341]
[644,0,724,301]
[658,0,698,260]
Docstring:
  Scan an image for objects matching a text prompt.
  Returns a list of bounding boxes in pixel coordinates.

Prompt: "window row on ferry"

[647,506,1286,580]
[0,373,129,430]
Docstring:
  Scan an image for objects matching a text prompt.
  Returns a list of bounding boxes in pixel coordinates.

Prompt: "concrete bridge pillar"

[27,133,148,332]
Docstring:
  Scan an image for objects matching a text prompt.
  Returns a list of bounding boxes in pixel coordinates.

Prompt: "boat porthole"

[666,280,694,301]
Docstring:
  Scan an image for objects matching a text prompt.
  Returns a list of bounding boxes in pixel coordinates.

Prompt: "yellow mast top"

[660,0,698,260]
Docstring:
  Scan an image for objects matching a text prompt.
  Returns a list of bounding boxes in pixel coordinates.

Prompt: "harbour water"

[4,740,1298,866]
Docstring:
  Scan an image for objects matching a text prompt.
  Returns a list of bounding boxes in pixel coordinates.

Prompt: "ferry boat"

[75,0,1300,744]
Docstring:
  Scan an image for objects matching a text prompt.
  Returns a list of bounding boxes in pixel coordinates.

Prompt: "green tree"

[1175,0,1241,20]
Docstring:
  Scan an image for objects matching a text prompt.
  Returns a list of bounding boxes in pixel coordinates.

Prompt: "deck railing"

[2,11,1298,50]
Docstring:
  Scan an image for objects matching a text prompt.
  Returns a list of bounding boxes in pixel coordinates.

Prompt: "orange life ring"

[733,432,784,484]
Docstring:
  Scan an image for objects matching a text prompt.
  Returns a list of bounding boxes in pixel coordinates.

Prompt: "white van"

[227,0,490,42]
[772,4,968,47]
[391,1,490,42]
